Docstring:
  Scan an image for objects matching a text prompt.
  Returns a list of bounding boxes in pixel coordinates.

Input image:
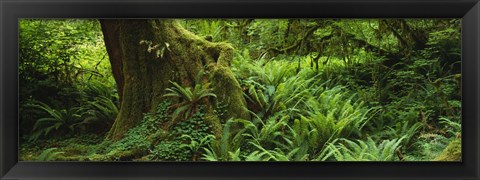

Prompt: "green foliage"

[182,19,225,42]
[403,117,461,161]
[109,101,171,153]
[203,90,375,161]
[180,134,215,157]
[151,141,191,161]
[405,133,451,161]
[29,102,84,142]
[380,121,423,150]
[322,136,406,161]
[151,129,213,161]
[37,148,65,161]
[439,117,461,137]
[82,80,118,101]
[27,81,119,142]
[164,79,217,121]
[20,19,461,162]
[150,110,215,161]
[19,19,110,108]
[304,87,378,143]
[79,96,118,130]
[19,19,117,142]
[202,118,248,161]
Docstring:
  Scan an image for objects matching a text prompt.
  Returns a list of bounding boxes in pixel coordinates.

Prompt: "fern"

[439,117,461,137]
[29,102,83,142]
[36,148,64,161]
[79,96,118,128]
[83,80,117,100]
[322,136,406,161]
[163,80,216,121]
[202,118,247,161]
[180,134,215,161]
[303,87,378,147]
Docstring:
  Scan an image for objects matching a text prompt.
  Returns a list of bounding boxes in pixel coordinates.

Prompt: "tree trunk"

[100,19,250,141]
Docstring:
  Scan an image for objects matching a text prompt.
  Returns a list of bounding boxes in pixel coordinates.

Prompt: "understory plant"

[321,136,406,161]
[163,77,217,122]
[29,102,84,142]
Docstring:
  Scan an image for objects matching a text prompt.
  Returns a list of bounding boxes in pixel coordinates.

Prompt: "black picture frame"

[1,0,479,179]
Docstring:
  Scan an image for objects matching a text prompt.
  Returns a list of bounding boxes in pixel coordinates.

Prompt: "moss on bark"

[207,65,250,121]
[101,19,249,141]
[434,138,461,161]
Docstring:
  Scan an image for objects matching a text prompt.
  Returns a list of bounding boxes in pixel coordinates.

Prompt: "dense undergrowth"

[19,19,461,161]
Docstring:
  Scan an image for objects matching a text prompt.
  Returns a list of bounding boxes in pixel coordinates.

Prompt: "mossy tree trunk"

[100,19,250,141]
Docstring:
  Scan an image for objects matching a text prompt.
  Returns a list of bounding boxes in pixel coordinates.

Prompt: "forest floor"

[20,134,104,161]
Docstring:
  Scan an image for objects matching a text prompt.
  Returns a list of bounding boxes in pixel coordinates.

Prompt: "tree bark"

[100,19,250,141]
[100,20,124,104]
